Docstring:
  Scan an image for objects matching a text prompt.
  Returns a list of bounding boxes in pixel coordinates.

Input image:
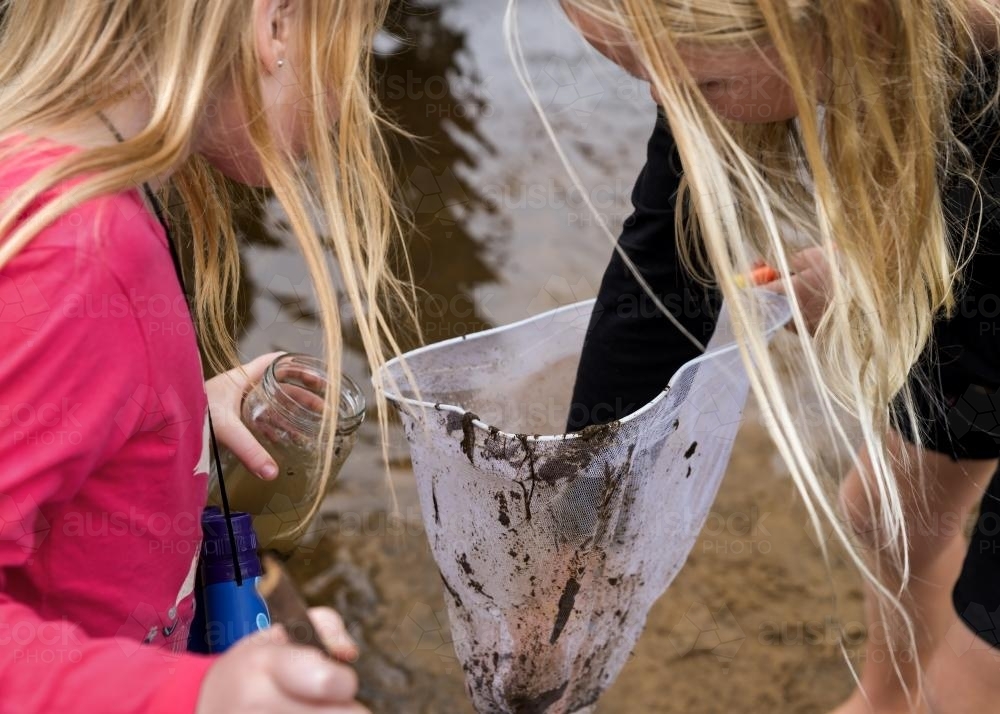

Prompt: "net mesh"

[382,292,791,713]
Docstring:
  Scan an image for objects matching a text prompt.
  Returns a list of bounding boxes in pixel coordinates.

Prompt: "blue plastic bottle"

[189,507,271,654]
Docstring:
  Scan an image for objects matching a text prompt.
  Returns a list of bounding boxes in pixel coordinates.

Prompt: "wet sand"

[239,1,869,710]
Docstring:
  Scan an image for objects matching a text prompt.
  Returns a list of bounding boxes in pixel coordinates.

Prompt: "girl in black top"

[554,1,1000,711]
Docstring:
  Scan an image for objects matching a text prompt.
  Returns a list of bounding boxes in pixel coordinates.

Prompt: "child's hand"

[206,352,286,481]
[297,606,361,663]
[196,608,366,713]
[759,247,833,335]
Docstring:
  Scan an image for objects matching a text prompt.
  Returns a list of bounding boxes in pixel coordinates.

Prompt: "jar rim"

[263,354,367,436]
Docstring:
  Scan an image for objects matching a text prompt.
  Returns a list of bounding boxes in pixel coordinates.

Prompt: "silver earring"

[277,59,285,68]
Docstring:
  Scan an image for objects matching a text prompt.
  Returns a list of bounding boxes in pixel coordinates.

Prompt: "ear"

[255,0,294,74]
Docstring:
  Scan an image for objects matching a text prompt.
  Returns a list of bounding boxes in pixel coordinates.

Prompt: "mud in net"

[381,292,790,713]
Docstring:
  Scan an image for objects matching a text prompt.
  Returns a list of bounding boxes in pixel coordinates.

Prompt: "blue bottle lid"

[199,507,263,586]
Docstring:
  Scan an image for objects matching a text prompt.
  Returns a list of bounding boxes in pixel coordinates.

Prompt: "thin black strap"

[96,111,244,586]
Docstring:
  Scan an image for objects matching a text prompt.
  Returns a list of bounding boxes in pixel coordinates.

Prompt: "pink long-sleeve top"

[0,137,215,713]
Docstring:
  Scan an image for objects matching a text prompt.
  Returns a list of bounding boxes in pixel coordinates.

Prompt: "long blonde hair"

[512,0,996,695]
[0,1,414,528]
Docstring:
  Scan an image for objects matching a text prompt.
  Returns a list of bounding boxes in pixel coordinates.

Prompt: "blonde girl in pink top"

[0,1,413,712]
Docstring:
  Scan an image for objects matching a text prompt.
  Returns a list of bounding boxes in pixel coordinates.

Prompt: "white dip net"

[381,292,791,713]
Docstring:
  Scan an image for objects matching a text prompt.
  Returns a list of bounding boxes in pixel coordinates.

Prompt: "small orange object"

[735,265,780,288]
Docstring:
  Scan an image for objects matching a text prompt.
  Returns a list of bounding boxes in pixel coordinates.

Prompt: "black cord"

[96,111,244,586]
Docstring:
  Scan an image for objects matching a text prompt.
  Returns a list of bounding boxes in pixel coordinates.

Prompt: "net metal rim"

[380,292,788,444]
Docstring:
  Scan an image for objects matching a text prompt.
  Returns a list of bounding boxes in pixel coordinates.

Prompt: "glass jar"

[212,354,366,553]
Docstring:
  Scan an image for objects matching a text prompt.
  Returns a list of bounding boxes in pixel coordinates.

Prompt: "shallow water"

[236,2,862,712]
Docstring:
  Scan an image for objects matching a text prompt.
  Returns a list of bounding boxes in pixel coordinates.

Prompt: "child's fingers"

[207,352,288,479]
[737,249,833,335]
[269,646,359,703]
[307,606,360,663]
[236,351,287,388]
[764,271,832,334]
[751,268,785,293]
[735,265,781,289]
[750,266,780,286]
[214,418,279,480]
[786,246,829,276]
[209,352,286,399]
[742,247,830,288]
[759,278,782,294]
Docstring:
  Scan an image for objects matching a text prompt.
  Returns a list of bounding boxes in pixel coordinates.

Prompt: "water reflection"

[233,4,501,355]
[380,0,499,350]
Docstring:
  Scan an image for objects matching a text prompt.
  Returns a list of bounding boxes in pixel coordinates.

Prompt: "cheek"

[196,81,339,187]
[275,103,306,152]
[262,79,306,154]
[197,101,271,187]
[267,87,340,156]
[201,139,270,187]
[700,74,799,124]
